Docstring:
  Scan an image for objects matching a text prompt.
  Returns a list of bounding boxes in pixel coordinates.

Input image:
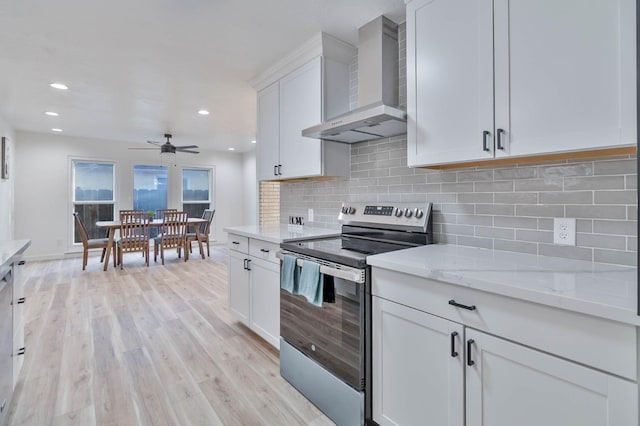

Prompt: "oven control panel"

[339,202,432,232]
[363,205,394,216]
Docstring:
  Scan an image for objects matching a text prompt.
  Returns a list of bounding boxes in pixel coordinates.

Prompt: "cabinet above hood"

[302,16,407,144]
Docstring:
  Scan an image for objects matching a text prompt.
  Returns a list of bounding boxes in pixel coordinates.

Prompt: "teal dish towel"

[298,260,323,307]
[281,254,298,294]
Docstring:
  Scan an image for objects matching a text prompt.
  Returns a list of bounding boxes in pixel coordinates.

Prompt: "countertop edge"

[367,245,640,327]
[224,225,340,244]
[0,239,32,270]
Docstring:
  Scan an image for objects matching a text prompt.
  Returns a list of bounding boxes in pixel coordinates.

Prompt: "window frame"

[69,157,116,248]
[180,167,214,220]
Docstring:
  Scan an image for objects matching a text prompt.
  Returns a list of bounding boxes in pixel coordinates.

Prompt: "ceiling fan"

[129,133,200,154]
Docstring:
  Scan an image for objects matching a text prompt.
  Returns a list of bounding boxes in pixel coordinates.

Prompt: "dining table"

[96,217,207,271]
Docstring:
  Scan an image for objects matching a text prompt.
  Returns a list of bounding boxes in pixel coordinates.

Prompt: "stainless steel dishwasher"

[0,265,12,424]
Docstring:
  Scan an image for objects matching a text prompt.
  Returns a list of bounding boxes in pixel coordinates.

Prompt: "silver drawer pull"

[232,241,240,245]
[260,248,270,253]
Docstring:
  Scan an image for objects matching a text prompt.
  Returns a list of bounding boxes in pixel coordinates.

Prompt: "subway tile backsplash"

[281,137,638,266]
[280,21,636,267]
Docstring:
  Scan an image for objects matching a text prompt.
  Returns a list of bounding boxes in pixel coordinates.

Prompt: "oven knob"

[415,208,424,219]
[404,208,413,218]
[348,207,356,215]
[394,207,403,217]
[341,206,347,214]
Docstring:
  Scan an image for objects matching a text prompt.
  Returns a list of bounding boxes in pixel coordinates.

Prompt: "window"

[72,161,115,243]
[133,165,168,213]
[182,168,211,218]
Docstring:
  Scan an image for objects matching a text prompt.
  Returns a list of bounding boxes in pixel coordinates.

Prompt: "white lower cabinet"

[372,293,638,426]
[227,235,280,349]
[466,329,637,426]
[228,251,250,325]
[248,258,280,348]
[372,297,463,426]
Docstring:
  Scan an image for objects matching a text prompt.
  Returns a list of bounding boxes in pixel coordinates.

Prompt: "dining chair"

[117,211,150,269]
[187,209,215,257]
[73,212,116,271]
[154,211,189,265]
[155,208,177,220]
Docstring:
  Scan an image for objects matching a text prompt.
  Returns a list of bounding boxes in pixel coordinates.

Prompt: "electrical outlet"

[308,208,314,222]
[553,218,576,246]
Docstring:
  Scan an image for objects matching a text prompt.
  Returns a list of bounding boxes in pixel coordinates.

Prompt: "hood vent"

[302,16,406,143]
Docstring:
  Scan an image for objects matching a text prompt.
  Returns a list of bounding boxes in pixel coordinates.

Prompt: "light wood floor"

[7,247,334,426]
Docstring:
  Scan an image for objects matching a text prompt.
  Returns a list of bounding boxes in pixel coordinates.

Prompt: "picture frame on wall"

[1,137,8,179]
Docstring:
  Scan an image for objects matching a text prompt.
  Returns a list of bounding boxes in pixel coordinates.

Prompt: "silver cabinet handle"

[260,248,270,253]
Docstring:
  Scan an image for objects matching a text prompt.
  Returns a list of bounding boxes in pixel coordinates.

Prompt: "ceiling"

[0,0,405,153]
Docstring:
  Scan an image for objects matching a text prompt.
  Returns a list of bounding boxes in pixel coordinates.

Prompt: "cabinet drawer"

[249,239,279,264]
[372,267,637,380]
[227,235,249,254]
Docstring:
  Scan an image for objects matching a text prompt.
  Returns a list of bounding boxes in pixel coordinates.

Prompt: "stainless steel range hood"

[302,16,406,144]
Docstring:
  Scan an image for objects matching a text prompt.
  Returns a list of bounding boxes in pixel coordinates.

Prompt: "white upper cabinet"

[407,0,637,168]
[253,34,355,181]
[279,57,323,179]
[407,0,495,166]
[256,82,280,181]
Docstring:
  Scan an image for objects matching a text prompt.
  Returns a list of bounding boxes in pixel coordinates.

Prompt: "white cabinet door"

[249,257,280,349]
[466,328,638,426]
[407,0,495,167]
[372,297,464,426]
[228,251,250,325]
[256,82,280,181]
[494,0,637,158]
[279,56,323,179]
[12,261,24,389]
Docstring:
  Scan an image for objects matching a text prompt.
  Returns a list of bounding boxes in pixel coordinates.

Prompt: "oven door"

[280,256,366,391]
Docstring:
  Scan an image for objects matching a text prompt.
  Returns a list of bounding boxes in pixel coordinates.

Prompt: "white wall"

[0,114,14,241]
[13,131,247,260]
[242,149,257,225]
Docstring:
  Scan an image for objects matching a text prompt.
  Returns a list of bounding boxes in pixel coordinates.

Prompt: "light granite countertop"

[223,224,339,244]
[0,240,31,271]
[367,244,639,326]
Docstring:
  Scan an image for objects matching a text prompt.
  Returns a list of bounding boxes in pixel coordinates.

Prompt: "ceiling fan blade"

[147,140,162,146]
[129,147,159,150]
[176,145,199,149]
[179,150,200,154]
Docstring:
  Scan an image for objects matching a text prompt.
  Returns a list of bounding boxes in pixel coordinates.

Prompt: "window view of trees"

[72,161,115,242]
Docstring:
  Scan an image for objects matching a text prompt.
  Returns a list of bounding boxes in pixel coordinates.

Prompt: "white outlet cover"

[553,218,576,246]
[308,208,314,222]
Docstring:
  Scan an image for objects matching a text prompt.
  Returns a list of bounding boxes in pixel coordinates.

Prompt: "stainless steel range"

[279,202,433,425]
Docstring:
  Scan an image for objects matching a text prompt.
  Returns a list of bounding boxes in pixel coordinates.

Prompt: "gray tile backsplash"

[281,137,638,266]
[280,21,637,267]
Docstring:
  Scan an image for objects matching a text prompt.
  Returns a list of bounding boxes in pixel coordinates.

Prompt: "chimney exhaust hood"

[302,16,407,144]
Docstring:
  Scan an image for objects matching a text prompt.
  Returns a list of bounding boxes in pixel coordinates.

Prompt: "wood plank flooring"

[7,247,334,426]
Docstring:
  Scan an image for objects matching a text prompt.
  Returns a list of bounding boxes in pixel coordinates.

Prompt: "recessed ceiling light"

[50,83,68,90]
[228,147,235,151]
[251,140,256,144]
[45,111,59,116]
[197,110,210,115]
[51,128,63,132]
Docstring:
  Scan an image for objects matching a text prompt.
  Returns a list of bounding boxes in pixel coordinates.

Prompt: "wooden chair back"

[200,209,215,235]
[158,211,189,249]
[155,208,178,220]
[73,212,90,248]
[119,211,150,253]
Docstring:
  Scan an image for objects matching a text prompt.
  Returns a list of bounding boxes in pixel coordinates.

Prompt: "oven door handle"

[276,251,365,284]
